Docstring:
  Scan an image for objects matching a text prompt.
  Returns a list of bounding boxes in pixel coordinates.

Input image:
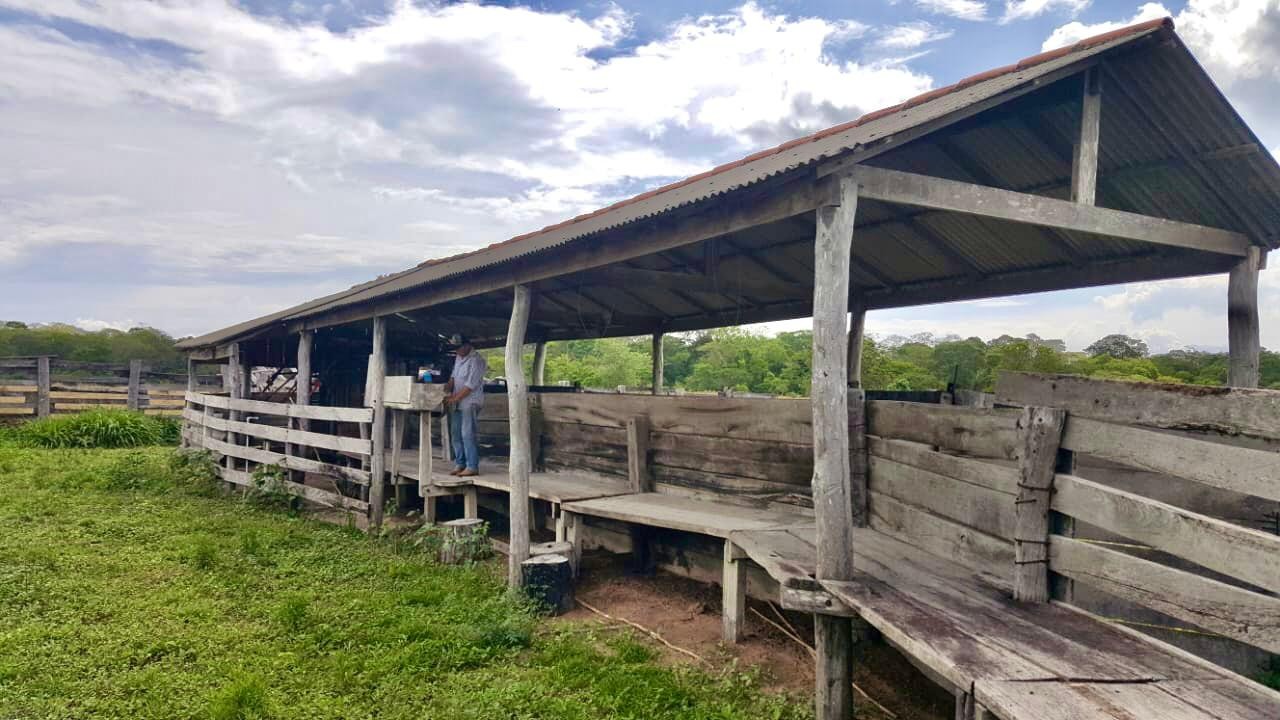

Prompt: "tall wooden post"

[126,359,143,410]
[296,330,313,432]
[186,357,197,393]
[35,355,50,418]
[1013,406,1067,603]
[368,317,388,528]
[811,175,858,720]
[1071,68,1101,206]
[1228,246,1262,388]
[847,298,865,389]
[226,343,244,475]
[651,331,664,395]
[532,341,547,386]
[507,285,533,587]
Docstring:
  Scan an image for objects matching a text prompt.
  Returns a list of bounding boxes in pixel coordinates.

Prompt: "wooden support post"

[1013,406,1067,602]
[849,388,868,528]
[296,330,312,431]
[36,355,50,418]
[441,410,454,465]
[463,487,479,519]
[1071,68,1101,206]
[626,415,652,493]
[418,412,433,499]
[1050,447,1077,603]
[562,510,582,570]
[1228,246,1262,388]
[506,284,533,587]
[847,298,865,388]
[368,317,388,528]
[722,540,747,644]
[812,175,858,720]
[651,331,664,395]
[226,343,243,474]
[186,357,197,393]
[390,409,404,485]
[532,341,547,386]
[126,359,142,411]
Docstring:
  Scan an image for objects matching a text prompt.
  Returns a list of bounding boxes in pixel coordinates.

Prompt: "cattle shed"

[177,19,1280,720]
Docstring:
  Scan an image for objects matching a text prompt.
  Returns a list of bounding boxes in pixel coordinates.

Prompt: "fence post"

[36,356,51,418]
[127,359,143,411]
[1013,406,1067,602]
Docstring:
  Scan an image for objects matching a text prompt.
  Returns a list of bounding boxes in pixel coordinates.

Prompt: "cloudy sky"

[2,0,1278,352]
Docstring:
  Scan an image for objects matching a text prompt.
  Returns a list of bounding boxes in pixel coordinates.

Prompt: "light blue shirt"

[452,352,487,410]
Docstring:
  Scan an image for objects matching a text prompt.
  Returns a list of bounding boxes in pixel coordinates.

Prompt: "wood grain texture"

[221,467,368,512]
[36,355,50,419]
[869,491,1012,581]
[626,415,652,493]
[869,456,1015,540]
[1062,415,1280,502]
[540,393,811,444]
[368,317,388,527]
[1050,535,1280,653]
[1228,246,1262,387]
[1053,473,1280,594]
[852,165,1250,256]
[1013,406,1066,603]
[201,436,371,484]
[506,285,532,587]
[562,492,812,538]
[867,401,1021,459]
[868,436,1018,496]
[995,371,1280,441]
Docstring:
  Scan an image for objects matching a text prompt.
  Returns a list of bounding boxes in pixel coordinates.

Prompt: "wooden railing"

[866,374,1280,661]
[0,356,218,419]
[995,373,1280,656]
[183,392,373,513]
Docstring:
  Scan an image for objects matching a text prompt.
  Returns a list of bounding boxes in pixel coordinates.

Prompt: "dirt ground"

[562,553,954,720]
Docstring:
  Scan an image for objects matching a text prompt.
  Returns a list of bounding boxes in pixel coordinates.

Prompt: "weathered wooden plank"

[37,355,50,418]
[143,409,182,417]
[1070,68,1101,206]
[728,526,818,589]
[53,402,131,411]
[48,391,128,400]
[1013,406,1066,603]
[562,493,812,538]
[1228,246,1262,387]
[995,372,1280,441]
[220,467,368,512]
[869,456,1015,540]
[867,401,1020,459]
[651,331,663,394]
[722,540,746,643]
[976,680,1215,720]
[1155,679,1280,720]
[852,165,1251,256]
[127,359,142,410]
[626,415,652,493]
[868,436,1018,496]
[144,398,186,408]
[187,391,231,409]
[289,403,372,423]
[0,384,37,393]
[368,317,388,527]
[1049,535,1280,653]
[1062,415,1280,503]
[1053,473,1280,593]
[540,393,811,444]
[0,407,34,415]
[204,436,371,484]
[0,396,24,405]
[869,491,1012,580]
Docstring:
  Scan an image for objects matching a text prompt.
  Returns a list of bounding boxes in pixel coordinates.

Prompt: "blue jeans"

[450,404,480,472]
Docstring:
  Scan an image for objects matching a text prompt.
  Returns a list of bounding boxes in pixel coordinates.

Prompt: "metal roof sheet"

[180,17,1278,349]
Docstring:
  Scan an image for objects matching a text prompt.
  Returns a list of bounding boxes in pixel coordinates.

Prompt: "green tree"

[1085,334,1148,359]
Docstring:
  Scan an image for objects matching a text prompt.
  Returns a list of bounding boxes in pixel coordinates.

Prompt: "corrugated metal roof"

[180,17,1279,349]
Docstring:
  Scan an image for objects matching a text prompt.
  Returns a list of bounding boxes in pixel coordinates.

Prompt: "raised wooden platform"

[562,492,814,538]
[386,449,632,504]
[730,523,1280,720]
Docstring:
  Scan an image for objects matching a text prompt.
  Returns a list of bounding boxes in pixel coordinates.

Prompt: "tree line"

[487,329,1280,394]
[6,320,1276,395]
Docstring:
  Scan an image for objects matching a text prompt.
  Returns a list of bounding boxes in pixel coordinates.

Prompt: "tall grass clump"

[13,409,175,449]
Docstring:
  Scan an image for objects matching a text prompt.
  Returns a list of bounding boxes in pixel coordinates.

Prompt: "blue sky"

[2,0,1278,352]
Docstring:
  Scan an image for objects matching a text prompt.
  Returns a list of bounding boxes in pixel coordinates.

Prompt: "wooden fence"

[862,373,1280,663]
[182,392,373,513]
[0,356,219,420]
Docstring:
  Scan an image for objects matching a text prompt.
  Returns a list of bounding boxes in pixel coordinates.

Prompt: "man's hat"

[449,334,471,346]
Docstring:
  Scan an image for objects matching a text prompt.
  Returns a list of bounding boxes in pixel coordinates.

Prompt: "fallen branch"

[575,598,709,666]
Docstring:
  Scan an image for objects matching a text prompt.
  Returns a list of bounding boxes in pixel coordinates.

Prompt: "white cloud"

[1002,0,1091,24]
[877,21,955,49]
[1042,3,1169,50]
[914,0,989,21]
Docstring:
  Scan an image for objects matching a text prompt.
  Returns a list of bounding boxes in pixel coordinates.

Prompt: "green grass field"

[0,444,810,719]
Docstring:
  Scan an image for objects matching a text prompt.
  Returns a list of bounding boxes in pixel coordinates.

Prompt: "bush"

[13,409,177,449]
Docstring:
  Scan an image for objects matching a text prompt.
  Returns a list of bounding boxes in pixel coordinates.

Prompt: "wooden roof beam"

[851,166,1251,256]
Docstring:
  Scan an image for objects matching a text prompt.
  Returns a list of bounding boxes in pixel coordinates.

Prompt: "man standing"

[445,335,487,477]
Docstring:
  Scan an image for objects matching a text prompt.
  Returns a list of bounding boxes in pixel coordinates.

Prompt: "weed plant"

[10,408,179,449]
